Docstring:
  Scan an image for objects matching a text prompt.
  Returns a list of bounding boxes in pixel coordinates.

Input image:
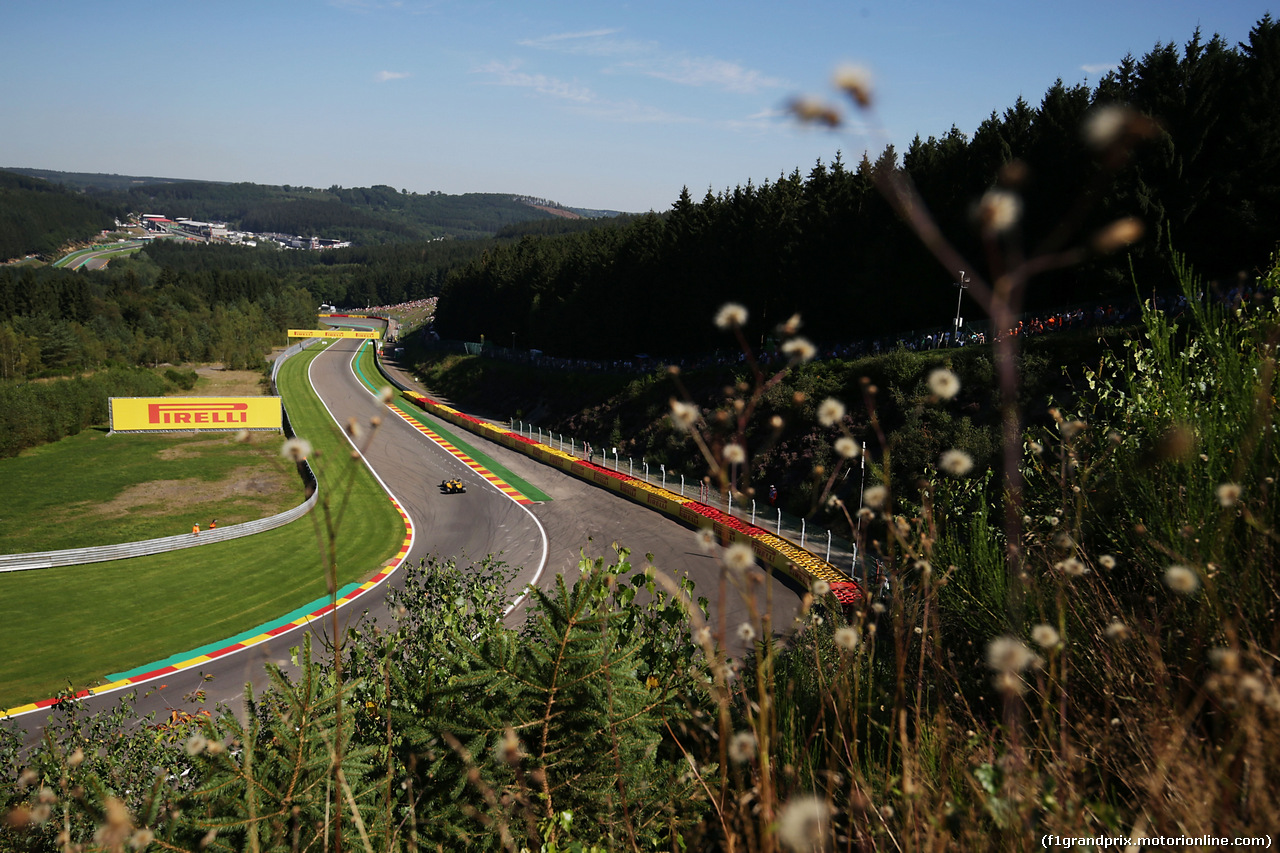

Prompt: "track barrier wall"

[1,341,322,573]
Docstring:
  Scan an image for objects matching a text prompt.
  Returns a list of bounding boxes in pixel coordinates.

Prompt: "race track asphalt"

[9,338,804,744]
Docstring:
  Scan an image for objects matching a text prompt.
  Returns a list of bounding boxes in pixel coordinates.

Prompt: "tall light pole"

[952,270,970,344]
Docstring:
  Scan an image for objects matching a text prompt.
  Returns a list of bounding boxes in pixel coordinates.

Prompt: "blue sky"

[2,1,1271,212]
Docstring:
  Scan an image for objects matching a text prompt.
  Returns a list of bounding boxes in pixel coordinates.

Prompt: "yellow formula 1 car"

[440,478,466,494]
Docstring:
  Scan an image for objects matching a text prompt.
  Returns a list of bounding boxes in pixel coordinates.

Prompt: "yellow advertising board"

[288,329,380,339]
[110,397,283,432]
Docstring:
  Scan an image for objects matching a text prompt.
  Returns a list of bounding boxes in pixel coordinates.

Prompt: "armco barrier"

[382,370,864,606]
[0,492,317,573]
[0,340,322,574]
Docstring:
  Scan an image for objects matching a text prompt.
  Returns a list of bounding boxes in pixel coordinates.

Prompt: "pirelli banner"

[288,329,380,339]
[110,397,284,433]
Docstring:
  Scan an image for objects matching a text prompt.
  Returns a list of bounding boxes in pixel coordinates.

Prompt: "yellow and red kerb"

[387,406,535,505]
[1,496,414,719]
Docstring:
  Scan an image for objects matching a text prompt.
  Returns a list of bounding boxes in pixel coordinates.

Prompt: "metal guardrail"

[0,340,322,574]
[0,490,318,573]
[372,345,885,589]
[508,419,875,576]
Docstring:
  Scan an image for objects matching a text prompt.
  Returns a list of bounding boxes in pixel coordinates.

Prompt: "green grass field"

[0,344,405,708]
[0,431,299,553]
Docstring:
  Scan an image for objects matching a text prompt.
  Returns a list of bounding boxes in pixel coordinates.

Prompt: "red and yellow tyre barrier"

[399,391,863,605]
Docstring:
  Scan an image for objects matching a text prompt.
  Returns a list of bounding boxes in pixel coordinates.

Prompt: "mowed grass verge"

[0,430,299,553]
[0,343,405,708]
[0,365,290,554]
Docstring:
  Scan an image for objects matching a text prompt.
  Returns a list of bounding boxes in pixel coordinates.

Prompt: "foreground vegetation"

[1,254,1275,850]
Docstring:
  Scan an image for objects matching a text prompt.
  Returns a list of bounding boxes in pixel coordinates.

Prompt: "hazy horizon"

[4,0,1271,212]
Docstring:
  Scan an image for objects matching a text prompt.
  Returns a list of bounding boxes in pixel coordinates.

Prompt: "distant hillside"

[0,170,117,261]
[2,167,213,193]
[4,168,625,244]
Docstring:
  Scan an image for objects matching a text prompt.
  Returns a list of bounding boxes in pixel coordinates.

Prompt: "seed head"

[776,794,832,852]
[782,337,817,362]
[94,797,133,849]
[1054,557,1090,577]
[834,626,860,651]
[975,189,1022,234]
[817,397,846,427]
[1209,647,1241,674]
[834,436,860,458]
[811,579,830,596]
[185,733,209,756]
[1216,482,1243,507]
[939,449,974,477]
[1104,620,1131,641]
[1164,564,1200,594]
[987,636,1039,673]
[723,542,756,573]
[378,386,394,404]
[1083,104,1135,150]
[722,442,747,465]
[1061,419,1087,441]
[670,399,699,431]
[1099,554,1117,570]
[737,622,757,643]
[280,437,313,463]
[728,730,758,764]
[927,368,960,400]
[1082,103,1157,156]
[714,302,748,330]
[694,528,716,553]
[497,728,525,765]
[1093,217,1145,253]
[833,64,873,108]
[1031,624,1061,649]
[863,484,888,509]
[787,96,841,128]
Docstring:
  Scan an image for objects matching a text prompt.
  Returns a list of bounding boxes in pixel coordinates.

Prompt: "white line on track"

[342,341,548,616]
[3,340,412,721]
